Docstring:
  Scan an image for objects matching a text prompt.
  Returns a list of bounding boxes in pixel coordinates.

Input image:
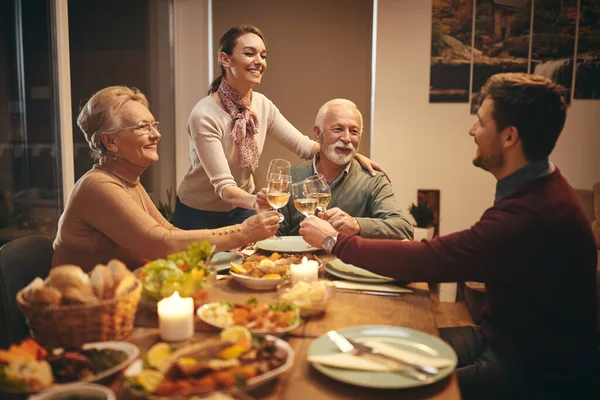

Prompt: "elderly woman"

[52,86,280,272]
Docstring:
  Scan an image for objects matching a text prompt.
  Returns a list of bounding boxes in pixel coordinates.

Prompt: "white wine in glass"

[292,181,318,217]
[267,173,291,222]
[305,174,331,212]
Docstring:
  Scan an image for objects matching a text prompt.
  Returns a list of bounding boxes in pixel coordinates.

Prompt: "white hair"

[314,98,363,133]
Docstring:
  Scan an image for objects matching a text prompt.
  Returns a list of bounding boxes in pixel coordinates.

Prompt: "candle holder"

[277,279,335,317]
[157,291,194,342]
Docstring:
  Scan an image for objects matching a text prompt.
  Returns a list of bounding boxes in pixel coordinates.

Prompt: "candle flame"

[302,256,308,264]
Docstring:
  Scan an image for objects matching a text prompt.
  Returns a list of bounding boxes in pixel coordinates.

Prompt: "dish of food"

[229,253,322,290]
[124,328,294,398]
[210,252,244,272]
[255,236,319,253]
[137,242,215,308]
[0,339,138,394]
[197,299,301,334]
[278,280,335,317]
[325,259,395,283]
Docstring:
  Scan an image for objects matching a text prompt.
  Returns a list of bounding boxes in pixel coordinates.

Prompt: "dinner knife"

[344,336,439,376]
[326,331,432,381]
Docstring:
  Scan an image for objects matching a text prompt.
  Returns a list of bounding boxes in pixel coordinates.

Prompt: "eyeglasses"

[101,121,160,136]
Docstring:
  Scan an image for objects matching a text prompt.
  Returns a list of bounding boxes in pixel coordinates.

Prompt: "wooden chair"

[0,235,53,347]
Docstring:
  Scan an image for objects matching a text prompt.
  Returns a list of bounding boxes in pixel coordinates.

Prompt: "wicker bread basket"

[16,279,142,348]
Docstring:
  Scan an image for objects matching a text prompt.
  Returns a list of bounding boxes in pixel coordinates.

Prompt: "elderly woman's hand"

[242,211,280,242]
[299,216,337,249]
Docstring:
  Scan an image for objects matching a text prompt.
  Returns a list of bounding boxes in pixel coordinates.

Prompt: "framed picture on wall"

[418,189,441,237]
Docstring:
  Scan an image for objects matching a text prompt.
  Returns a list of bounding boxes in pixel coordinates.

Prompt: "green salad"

[140,242,213,302]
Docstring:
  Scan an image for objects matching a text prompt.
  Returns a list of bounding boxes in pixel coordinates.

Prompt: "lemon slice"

[146,342,172,370]
[220,325,252,343]
[262,273,281,279]
[230,262,248,274]
[218,344,247,360]
[177,357,197,366]
[137,369,164,393]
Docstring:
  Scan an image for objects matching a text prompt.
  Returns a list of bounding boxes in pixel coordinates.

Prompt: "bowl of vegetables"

[136,242,215,310]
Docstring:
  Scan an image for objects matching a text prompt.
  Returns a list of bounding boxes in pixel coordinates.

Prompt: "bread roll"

[30,287,62,306]
[62,286,98,305]
[107,259,136,297]
[23,277,45,302]
[90,264,115,299]
[48,265,93,296]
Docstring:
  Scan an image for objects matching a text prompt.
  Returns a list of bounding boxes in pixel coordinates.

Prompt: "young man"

[300,74,599,399]
[277,98,413,240]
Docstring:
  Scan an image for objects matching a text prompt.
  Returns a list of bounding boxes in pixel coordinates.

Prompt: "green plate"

[326,259,395,283]
[210,251,243,272]
[308,325,457,389]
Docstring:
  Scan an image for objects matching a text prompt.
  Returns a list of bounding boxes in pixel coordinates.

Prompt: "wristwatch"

[322,234,339,253]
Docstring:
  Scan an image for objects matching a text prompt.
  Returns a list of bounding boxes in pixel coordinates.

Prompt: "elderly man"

[300,74,599,399]
[278,98,413,240]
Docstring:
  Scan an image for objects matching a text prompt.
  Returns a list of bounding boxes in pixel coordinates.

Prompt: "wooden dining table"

[109,254,462,400]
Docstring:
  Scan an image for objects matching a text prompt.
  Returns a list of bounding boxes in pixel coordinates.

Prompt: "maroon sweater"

[333,169,597,373]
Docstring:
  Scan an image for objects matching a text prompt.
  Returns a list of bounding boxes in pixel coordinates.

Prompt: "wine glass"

[305,174,331,213]
[266,173,292,223]
[267,159,291,178]
[291,181,318,217]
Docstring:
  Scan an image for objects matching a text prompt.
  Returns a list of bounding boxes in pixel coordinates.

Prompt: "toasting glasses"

[266,173,292,223]
[291,181,318,217]
[265,159,292,222]
[304,174,331,213]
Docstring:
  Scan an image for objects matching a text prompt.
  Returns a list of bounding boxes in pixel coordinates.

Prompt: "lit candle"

[290,256,319,285]
[157,291,194,342]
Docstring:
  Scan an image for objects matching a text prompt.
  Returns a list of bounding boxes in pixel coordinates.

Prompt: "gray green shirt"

[278,158,414,239]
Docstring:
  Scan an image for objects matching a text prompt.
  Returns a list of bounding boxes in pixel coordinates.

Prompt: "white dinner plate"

[308,325,457,389]
[1,341,139,395]
[256,236,319,252]
[196,302,301,335]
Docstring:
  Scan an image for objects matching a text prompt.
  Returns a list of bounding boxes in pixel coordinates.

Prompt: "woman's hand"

[242,211,280,242]
[255,188,272,212]
[299,216,338,249]
[354,153,391,182]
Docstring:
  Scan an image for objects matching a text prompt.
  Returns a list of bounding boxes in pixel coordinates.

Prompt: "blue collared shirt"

[311,152,352,189]
[495,159,555,203]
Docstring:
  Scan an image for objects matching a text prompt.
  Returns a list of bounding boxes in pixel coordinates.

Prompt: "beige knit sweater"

[52,158,251,272]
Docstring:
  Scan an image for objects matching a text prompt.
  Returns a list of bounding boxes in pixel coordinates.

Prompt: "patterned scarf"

[217,78,260,170]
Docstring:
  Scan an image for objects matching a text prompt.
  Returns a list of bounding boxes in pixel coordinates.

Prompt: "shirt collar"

[312,152,352,188]
[495,159,554,203]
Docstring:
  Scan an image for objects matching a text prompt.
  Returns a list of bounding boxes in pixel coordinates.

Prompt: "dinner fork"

[327,330,433,381]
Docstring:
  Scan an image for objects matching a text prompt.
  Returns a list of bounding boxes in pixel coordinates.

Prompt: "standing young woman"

[174,24,386,230]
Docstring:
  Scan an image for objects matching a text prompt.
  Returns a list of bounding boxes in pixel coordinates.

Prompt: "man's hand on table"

[299,216,337,249]
[318,207,360,235]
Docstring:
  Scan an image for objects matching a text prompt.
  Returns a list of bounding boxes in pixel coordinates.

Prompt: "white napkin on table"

[333,281,413,294]
[308,340,454,372]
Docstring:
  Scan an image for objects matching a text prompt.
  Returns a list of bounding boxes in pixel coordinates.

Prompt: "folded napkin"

[308,340,454,372]
[333,281,412,294]
[327,259,394,280]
